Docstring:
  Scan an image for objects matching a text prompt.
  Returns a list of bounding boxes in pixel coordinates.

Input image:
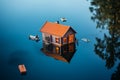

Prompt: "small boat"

[18,64,27,74]
[29,35,40,42]
[60,18,67,22]
[81,38,90,42]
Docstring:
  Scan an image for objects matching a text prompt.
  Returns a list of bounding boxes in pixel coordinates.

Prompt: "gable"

[63,27,76,37]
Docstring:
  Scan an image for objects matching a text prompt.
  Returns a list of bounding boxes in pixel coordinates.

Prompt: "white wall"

[42,33,50,41]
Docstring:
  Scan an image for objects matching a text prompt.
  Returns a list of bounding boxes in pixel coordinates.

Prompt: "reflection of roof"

[40,21,76,37]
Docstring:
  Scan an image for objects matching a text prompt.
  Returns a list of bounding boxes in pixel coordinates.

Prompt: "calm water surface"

[0,0,119,80]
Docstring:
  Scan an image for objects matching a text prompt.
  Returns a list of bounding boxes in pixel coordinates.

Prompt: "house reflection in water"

[41,43,76,63]
[40,21,76,63]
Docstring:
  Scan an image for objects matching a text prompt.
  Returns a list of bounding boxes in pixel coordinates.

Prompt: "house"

[40,21,76,46]
[40,21,76,62]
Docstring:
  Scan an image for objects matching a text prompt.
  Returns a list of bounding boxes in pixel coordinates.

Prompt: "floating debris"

[81,38,90,42]
[29,35,40,42]
[60,18,67,22]
[18,64,27,75]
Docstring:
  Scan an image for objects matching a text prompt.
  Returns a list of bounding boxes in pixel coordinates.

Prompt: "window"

[63,38,67,43]
[44,34,50,42]
[55,38,60,43]
[45,37,50,42]
[69,34,74,43]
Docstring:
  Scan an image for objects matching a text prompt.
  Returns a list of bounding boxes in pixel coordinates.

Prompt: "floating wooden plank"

[18,64,27,74]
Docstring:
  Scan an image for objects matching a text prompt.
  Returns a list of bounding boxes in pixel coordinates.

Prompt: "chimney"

[54,21,59,24]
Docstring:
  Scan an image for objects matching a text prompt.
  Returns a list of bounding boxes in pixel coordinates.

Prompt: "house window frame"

[55,37,60,43]
[43,33,51,42]
[69,34,74,43]
[63,37,67,44]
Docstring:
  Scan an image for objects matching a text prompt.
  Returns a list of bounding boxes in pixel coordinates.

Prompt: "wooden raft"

[18,64,27,74]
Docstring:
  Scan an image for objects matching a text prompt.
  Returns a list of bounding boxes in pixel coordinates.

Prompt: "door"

[55,46,60,54]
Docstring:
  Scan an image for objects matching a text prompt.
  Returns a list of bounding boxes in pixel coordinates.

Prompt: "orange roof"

[40,21,71,37]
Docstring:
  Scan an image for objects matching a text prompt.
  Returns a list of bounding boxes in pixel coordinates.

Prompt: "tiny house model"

[40,21,76,62]
[40,21,76,46]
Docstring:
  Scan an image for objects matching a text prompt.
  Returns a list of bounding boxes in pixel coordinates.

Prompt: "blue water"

[0,0,118,80]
